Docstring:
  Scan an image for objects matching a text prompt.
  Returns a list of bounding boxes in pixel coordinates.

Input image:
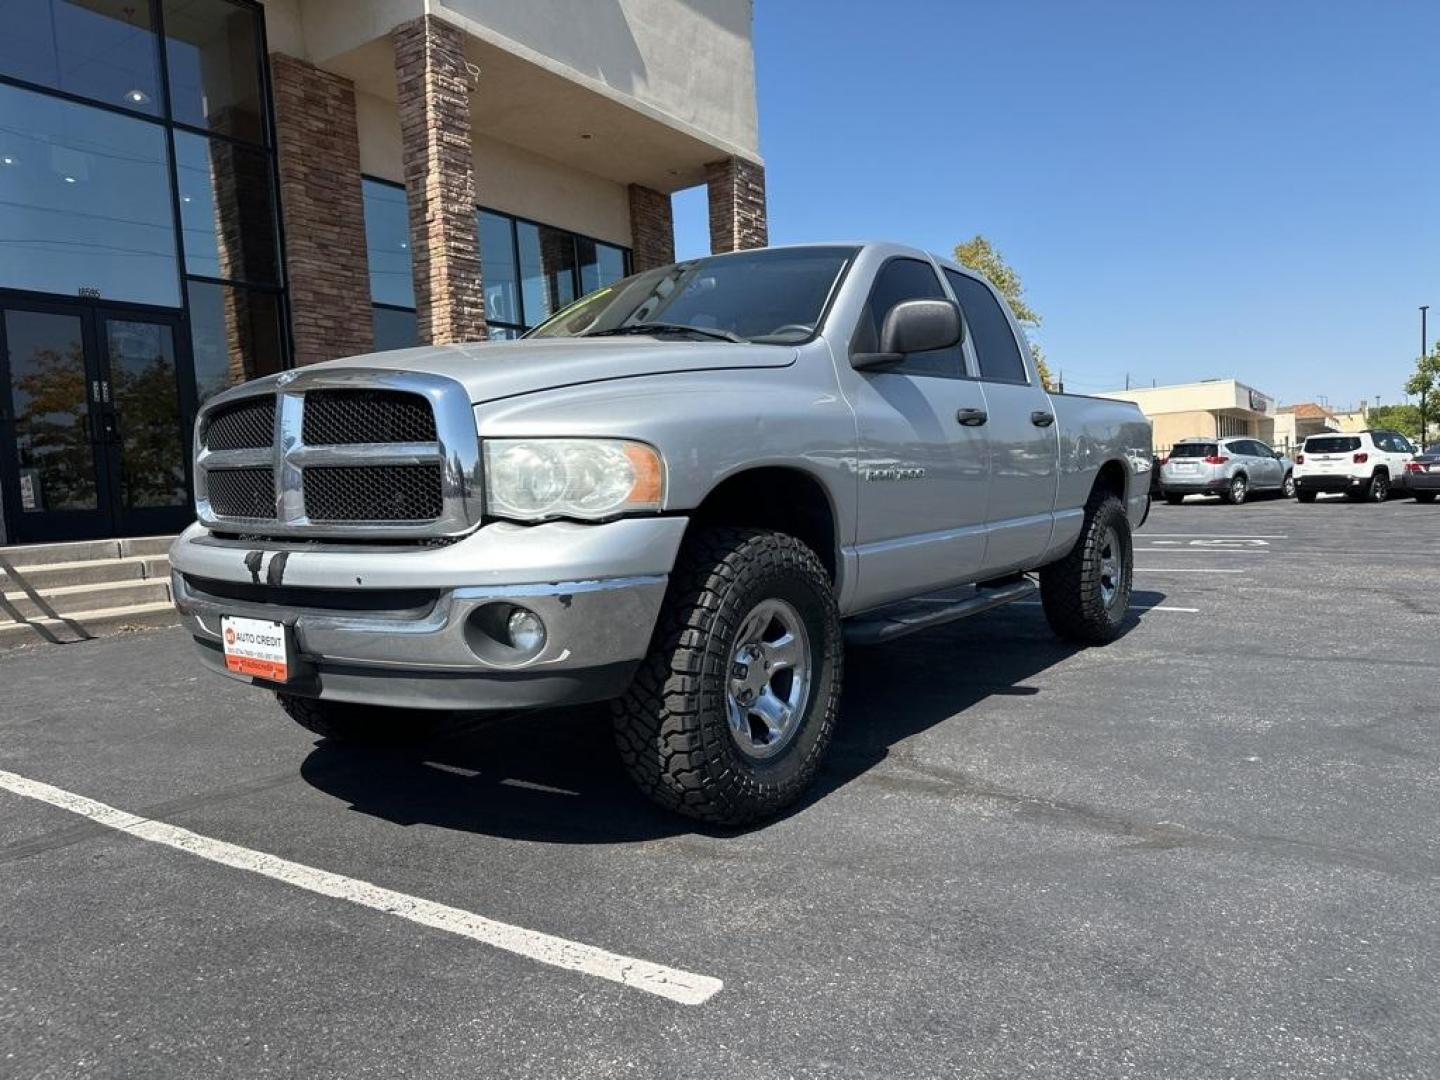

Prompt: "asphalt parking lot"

[3,495,1438,1079]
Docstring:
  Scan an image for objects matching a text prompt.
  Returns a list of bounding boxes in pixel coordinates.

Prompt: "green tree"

[953,234,1054,390]
[1366,403,1422,440]
[1403,343,1440,447]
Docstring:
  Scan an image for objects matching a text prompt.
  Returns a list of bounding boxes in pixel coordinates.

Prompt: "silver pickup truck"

[171,243,1151,824]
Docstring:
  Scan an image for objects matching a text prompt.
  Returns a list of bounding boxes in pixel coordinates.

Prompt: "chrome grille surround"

[194,368,482,539]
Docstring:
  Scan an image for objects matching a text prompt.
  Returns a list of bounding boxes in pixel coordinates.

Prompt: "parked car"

[169,242,1151,825]
[1293,429,1416,502]
[1159,437,1294,505]
[1402,444,1440,503]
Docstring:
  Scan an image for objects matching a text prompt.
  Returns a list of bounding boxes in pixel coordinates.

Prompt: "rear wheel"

[1164,492,1185,506]
[1040,493,1133,645]
[276,694,443,744]
[612,527,843,826]
[1365,472,1391,502]
[1222,474,1248,504]
[1281,471,1296,499]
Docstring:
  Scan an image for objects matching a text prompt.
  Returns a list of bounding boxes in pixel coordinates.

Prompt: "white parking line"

[0,769,722,1006]
[1136,547,1269,554]
[1141,534,1287,540]
[1135,567,1246,573]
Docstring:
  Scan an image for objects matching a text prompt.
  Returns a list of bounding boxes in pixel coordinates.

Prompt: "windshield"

[1305,436,1360,453]
[527,246,857,344]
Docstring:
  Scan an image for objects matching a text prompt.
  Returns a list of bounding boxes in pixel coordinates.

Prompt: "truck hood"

[301,337,797,404]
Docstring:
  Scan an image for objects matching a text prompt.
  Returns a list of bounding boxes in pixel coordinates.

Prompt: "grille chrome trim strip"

[194,368,482,539]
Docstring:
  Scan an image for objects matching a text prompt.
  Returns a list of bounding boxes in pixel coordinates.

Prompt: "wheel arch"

[686,465,840,582]
[1092,458,1128,503]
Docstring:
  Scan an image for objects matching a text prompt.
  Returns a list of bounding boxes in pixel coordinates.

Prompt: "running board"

[844,578,1037,645]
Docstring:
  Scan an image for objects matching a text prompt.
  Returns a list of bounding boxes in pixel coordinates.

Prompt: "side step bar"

[844,578,1037,646]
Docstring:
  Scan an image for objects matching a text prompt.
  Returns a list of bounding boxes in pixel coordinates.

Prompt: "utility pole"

[1421,306,1431,449]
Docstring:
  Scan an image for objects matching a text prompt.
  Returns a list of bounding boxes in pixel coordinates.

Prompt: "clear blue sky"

[673,0,1440,407]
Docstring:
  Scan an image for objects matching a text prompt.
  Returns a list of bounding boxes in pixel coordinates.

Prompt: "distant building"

[1273,402,1341,452]
[1100,379,1276,453]
[1332,406,1371,433]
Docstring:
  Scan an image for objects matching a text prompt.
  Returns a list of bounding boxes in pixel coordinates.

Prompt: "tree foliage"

[1365,403,1423,440]
[952,234,1053,389]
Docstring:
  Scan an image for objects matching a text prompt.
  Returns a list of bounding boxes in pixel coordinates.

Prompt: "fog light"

[506,607,546,653]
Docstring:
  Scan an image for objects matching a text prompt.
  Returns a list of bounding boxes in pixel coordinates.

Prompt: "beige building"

[1101,379,1277,453]
[1272,403,1341,453]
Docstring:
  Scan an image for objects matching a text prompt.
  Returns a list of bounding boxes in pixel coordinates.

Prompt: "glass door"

[0,302,110,543]
[0,299,196,544]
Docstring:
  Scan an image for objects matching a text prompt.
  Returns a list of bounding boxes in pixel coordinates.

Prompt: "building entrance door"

[0,297,196,544]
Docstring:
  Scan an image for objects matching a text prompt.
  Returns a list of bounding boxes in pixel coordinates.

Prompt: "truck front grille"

[207,467,276,520]
[304,464,444,522]
[301,389,437,445]
[194,371,481,539]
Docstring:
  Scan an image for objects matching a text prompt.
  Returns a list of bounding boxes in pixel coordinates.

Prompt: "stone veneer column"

[627,184,675,271]
[705,156,768,253]
[268,53,373,365]
[393,15,486,344]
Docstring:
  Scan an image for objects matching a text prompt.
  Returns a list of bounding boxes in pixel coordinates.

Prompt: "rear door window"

[854,258,964,378]
[943,269,1029,384]
[1169,443,1217,459]
[1305,436,1360,454]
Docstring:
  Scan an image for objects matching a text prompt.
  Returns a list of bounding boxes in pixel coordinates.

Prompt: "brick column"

[706,156,768,253]
[393,15,486,344]
[269,53,373,365]
[627,184,675,271]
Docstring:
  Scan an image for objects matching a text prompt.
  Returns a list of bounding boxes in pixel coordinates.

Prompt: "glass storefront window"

[107,319,187,508]
[518,220,576,329]
[0,82,179,307]
[478,210,519,325]
[175,129,278,285]
[362,178,415,309]
[163,0,265,145]
[372,306,418,353]
[186,279,284,402]
[0,0,162,117]
[578,237,627,296]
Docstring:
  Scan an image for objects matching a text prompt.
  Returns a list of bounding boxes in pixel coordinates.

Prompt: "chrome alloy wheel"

[726,598,812,760]
[1098,524,1123,610]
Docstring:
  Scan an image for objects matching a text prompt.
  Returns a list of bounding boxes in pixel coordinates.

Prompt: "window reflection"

[4,309,97,513]
[0,0,161,116]
[163,0,265,144]
[518,221,576,327]
[187,279,284,402]
[107,320,187,508]
[362,179,415,309]
[372,306,418,352]
[0,83,179,306]
[175,129,278,285]
[478,210,519,324]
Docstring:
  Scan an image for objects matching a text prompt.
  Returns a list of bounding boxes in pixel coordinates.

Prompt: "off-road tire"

[1296,490,1318,503]
[612,527,842,826]
[1040,493,1133,645]
[1416,492,1437,504]
[276,693,441,744]
[1222,474,1248,504]
[1164,492,1185,506]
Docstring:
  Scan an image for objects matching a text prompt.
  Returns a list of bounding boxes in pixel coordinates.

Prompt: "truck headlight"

[482,439,665,521]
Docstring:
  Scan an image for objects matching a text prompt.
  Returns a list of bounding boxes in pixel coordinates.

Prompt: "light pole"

[1422,306,1431,449]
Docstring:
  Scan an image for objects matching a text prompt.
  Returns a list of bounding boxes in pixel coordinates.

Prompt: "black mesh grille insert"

[304,464,443,521]
[206,398,275,451]
[302,389,437,445]
[207,468,275,519]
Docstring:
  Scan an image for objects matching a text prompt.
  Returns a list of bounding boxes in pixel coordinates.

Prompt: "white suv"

[1293,429,1416,502]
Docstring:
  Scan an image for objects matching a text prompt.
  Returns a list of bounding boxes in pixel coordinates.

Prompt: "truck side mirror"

[853,300,963,370]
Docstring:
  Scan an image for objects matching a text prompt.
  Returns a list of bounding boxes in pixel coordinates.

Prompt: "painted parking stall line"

[0,769,723,1006]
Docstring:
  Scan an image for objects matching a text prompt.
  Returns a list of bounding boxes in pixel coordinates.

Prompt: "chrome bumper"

[169,517,687,710]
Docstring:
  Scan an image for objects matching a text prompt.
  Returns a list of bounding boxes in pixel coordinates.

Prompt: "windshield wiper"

[583,322,745,343]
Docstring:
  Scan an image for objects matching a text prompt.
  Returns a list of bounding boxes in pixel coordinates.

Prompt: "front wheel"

[1040,494,1133,645]
[1281,472,1296,499]
[612,527,843,826]
[1164,492,1185,506]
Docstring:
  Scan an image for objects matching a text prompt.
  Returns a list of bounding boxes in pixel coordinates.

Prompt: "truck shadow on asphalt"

[298,592,1161,843]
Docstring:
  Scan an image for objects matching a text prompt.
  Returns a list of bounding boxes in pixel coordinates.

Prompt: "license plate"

[221,615,292,682]
[1172,462,1196,472]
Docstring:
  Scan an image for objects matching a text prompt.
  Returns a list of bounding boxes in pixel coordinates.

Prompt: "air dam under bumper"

[169,517,687,710]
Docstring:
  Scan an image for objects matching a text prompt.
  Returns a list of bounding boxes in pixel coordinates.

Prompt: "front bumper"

[169,517,688,710]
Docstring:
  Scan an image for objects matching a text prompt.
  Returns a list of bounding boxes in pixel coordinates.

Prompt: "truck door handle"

[955,407,988,426]
[1030,411,1055,427]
